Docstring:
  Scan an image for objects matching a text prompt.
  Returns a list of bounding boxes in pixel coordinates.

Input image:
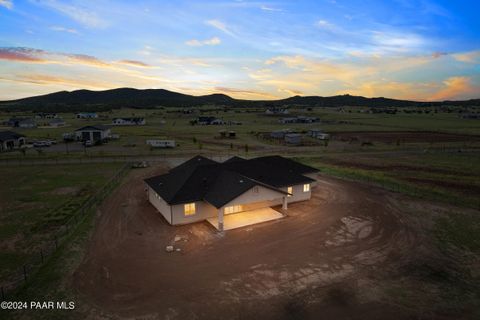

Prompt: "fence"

[0,162,131,300]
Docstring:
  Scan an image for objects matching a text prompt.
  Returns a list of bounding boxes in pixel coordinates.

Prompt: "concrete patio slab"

[207,207,284,231]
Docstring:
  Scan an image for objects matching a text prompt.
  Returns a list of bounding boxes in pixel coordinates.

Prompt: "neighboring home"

[112,117,146,126]
[146,139,176,148]
[270,129,292,139]
[284,133,302,145]
[265,107,289,115]
[219,130,236,139]
[0,131,26,152]
[35,112,57,119]
[6,117,37,128]
[278,116,319,124]
[74,125,111,142]
[145,155,318,231]
[49,118,66,127]
[308,129,330,140]
[195,116,224,125]
[76,112,98,119]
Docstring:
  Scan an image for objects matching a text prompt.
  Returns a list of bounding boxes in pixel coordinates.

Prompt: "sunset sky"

[0,0,479,101]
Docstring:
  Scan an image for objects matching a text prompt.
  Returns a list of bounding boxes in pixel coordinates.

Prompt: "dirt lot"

[73,165,475,319]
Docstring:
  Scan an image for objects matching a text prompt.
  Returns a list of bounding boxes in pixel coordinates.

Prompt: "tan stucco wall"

[170,201,217,225]
[147,185,172,224]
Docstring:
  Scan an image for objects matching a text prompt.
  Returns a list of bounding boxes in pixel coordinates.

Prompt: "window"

[224,205,243,215]
[252,186,259,193]
[287,186,293,197]
[303,184,310,192]
[184,203,196,215]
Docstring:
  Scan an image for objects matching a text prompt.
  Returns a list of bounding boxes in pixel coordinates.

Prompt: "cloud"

[260,5,283,12]
[49,25,79,34]
[214,86,277,99]
[316,20,335,30]
[35,0,107,28]
[66,53,110,67]
[430,76,478,101]
[117,60,150,68]
[452,50,480,63]
[185,37,221,47]
[0,47,48,62]
[0,0,12,9]
[205,19,235,37]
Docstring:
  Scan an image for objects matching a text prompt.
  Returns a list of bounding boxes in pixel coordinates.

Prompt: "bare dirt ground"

[72,165,475,320]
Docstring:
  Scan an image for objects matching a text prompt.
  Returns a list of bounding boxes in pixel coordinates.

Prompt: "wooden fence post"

[1,286,5,300]
[40,250,44,264]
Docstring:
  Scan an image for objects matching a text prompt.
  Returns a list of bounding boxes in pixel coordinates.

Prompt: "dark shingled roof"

[254,155,319,175]
[75,124,111,131]
[0,131,25,142]
[145,155,315,208]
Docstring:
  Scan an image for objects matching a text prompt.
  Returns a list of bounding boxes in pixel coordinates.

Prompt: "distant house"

[308,129,330,140]
[75,125,111,142]
[284,133,302,145]
[144,155,318,231]
[146,139,176,148]
[49,118,66,127]
[35,112,57,119]
[219,130,236,139]
[0,131,26,152]
[112,117,146,126]
[270,129,292,139]
[76,112,98,119]
[6,117,37,128]
[279,116,319,124]
[265,107,289,115]
[196,116,224,125]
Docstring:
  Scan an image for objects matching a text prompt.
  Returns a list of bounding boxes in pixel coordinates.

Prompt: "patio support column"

[282,196,288,210]
[218,208,224,232]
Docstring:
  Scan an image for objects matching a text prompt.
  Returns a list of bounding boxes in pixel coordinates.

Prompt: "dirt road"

[73,165,466,319]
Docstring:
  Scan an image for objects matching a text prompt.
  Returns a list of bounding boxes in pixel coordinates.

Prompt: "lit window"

[303,184,310,192]
[184,203,196,215]
[287,186,293,197]
[224,205,243,214]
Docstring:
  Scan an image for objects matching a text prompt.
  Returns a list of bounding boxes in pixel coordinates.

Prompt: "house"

[76,112,98,119]
[49,118,66,127]
[195,116,224,125]
[219,130,236,139]
[0,131,26,152]
[146,139,176,148]
[35,112,57,119]
[308,129,330,140]
[278,116,320,124]
[284,133,302,145]
[74,125,111,142]
[6,117,37,128]
[112,117,146,126]
[144,155,318,231]
[270,129,291,139]
[265,107,289,115]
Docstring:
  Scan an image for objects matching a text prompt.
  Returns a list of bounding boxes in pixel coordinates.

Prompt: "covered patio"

[207,207,284,231]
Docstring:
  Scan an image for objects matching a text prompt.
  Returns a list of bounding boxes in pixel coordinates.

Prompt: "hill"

[0,87,478,112]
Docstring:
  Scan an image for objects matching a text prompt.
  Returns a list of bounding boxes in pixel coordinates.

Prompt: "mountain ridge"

[0,87,478,112]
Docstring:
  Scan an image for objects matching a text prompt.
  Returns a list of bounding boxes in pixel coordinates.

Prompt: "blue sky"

[0,0,479,100]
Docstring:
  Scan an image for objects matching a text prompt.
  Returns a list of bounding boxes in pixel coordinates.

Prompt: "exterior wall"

[171,201,217,225]
[222,185,284,210]
[282,183,312,203]
[147,185,172,224]
[75,129,111,141]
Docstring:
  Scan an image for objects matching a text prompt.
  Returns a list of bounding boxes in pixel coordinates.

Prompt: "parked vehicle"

[83,140,93,147]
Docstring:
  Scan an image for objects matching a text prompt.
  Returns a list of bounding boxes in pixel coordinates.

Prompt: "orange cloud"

[117,60,151,68]
[214,86,277,99]
[430,76,477,101]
